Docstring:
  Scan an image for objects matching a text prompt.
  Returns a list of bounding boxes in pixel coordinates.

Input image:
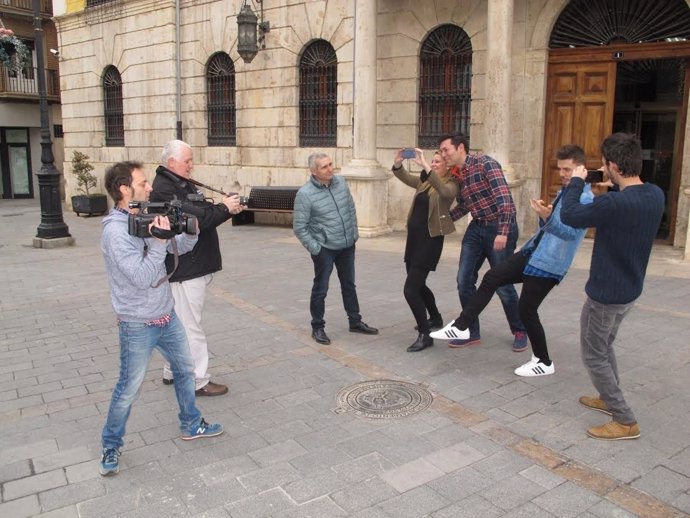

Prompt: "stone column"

[485,0,517,184]
[339,0,390,237]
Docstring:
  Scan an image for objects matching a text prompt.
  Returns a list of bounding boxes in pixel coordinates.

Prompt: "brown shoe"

[578,395,612,416]
[195,381,228,397]
[587,420,640,441]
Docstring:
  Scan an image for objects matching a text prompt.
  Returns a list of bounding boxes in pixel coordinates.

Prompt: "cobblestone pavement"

[1,199,689,518]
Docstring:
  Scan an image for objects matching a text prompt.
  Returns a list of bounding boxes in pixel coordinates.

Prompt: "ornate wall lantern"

[237,0,270,64]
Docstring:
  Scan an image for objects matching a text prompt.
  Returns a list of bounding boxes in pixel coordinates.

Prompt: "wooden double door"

[542,41,690,243]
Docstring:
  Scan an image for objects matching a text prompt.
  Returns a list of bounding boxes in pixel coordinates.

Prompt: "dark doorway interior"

[612,59,685,241]
[0,128,33,199]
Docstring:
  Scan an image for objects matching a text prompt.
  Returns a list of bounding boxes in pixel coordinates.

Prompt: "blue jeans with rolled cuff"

[101,311,201,450]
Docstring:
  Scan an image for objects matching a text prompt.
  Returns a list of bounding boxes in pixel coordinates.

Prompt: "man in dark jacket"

[150,140,243,396]
[293,152,378,345]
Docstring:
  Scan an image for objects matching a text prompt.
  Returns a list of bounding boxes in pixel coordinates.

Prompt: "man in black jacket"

[150,140,243,396]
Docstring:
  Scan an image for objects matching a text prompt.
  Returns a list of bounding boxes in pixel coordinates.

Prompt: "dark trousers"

[403,265,440,334]
[456,252,558,362]
[310,245,361,329]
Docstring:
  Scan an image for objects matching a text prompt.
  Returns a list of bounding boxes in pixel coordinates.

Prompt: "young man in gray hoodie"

[99,161,223,476]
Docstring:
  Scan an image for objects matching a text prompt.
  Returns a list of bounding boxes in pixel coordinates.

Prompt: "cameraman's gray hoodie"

[101,209,198,323]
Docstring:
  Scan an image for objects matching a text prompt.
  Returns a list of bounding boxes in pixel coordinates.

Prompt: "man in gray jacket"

[293,153,378,344]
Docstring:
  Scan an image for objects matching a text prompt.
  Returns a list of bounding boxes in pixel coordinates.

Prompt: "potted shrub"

[69,150,108,216]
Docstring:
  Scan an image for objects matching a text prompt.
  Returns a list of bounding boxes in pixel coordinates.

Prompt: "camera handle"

[160,168,232,197]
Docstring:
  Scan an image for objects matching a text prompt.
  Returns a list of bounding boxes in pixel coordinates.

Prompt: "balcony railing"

[0,0,53,16]
[0,65,60,100]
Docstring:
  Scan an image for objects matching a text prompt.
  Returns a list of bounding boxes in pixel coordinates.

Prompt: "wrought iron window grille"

[299,40,337,148]
[103,66,124,147]
[418,25,472,149]
[206,53,236,146]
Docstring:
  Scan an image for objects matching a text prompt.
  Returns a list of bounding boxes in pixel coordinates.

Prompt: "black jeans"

[310,245,361,329]
[456,252,558,362]
[403,265,440,334]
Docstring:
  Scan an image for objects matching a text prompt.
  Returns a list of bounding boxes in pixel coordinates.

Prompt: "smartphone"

[585,169,603,183]
[402,148,416,159]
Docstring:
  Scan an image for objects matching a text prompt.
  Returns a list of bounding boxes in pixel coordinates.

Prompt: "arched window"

[299,40,337,147]
[418,25,472,148]
[206,53,236,146]
[102,66,124,147]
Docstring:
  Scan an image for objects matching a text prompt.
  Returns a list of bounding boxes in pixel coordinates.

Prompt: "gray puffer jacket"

[293,175,358,255]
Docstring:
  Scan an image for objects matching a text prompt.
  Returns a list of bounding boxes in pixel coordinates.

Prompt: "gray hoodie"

[101,209,198,323]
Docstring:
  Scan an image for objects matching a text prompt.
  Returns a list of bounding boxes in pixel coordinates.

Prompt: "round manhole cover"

[336,379,433,419]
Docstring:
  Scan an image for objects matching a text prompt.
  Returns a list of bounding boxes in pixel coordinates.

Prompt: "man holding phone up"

[561,132,664,440]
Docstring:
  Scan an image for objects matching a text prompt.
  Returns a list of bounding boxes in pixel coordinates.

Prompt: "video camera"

[127,197,199,239]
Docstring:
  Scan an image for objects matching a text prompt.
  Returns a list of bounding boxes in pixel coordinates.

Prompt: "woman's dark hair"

[104,161,143,203]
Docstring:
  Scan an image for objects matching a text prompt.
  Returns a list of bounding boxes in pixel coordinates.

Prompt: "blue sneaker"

[99,448,120,476]
[512,331,528,352]
[182,418,224,441]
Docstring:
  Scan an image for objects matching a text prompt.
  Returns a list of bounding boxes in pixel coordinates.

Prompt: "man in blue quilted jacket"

[293,153,378,345]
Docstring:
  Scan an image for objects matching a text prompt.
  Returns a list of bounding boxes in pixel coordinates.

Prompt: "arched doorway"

[542,0,690,243]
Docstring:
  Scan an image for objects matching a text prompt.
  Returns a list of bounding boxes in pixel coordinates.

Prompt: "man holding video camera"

[561,132,664,441]
[99,161,223,476]
[150,140,243,396]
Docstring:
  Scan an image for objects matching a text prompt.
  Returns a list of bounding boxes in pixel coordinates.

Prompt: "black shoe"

[349,321,379,335]
[415,314,443,331]
[162,378,174,385]
[407,333,433,352]
[312,328,331,345]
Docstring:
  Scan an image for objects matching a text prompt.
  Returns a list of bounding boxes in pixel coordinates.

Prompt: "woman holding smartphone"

[392,148,459,352]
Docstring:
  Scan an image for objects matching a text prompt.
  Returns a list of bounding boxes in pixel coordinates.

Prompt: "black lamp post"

[237,0,270,64]
[32,0,71,244]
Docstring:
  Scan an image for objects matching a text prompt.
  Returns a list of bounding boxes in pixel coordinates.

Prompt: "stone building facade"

[54,0,690,249]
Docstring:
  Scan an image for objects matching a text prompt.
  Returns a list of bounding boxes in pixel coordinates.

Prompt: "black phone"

[402,148,416,159]
[585,169,603,183]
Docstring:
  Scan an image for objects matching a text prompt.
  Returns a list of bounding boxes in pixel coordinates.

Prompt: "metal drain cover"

[336,379,433,419]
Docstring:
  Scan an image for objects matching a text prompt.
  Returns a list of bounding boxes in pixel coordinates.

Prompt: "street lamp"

[32,0,72,247]
[236,0,270,64]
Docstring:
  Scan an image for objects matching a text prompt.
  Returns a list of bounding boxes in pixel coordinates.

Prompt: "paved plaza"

[1,199,689,518]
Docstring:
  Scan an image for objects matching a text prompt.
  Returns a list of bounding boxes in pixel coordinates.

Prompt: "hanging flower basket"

[0,28,31,72]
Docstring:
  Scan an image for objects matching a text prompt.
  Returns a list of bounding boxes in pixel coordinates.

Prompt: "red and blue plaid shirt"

[449,153,517,236]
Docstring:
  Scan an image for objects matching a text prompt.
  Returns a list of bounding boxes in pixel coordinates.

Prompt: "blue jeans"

[580,297,636,424]
[457,220,525,339]
[101,312,201,449]
[310,245,361,329]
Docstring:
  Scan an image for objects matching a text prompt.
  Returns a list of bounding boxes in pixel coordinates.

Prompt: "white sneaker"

[514,356,554,377]
[429,320,470,340]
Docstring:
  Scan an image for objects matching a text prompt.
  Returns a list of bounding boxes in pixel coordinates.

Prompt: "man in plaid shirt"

[438,134,528,351]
